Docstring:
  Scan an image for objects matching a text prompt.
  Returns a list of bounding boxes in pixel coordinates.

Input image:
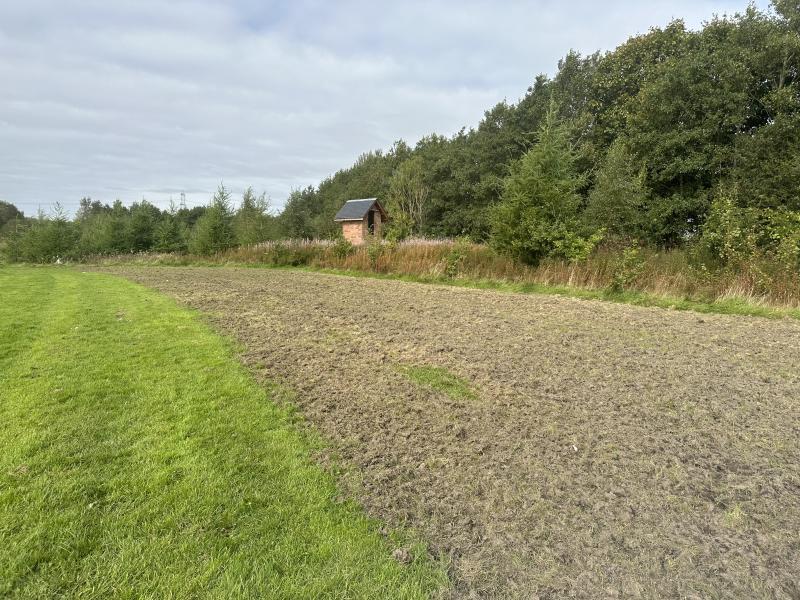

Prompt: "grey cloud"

[0,0,771,214]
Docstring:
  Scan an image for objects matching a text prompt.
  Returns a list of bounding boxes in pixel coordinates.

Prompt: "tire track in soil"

[100,267,800,599]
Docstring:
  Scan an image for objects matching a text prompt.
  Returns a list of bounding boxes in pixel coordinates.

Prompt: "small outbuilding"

[334,198,388,245]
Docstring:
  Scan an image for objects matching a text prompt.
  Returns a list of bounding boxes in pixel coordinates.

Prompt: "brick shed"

[334,198,388,245]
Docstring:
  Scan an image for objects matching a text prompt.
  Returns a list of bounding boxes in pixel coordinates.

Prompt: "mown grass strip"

[396,365,477,402]
[0,266,446,599]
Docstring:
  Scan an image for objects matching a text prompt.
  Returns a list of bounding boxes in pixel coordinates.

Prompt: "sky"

[0,0,771,215]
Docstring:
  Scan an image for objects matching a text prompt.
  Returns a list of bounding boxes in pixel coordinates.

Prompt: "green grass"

[0,266,446,599]
[397,365,477,401]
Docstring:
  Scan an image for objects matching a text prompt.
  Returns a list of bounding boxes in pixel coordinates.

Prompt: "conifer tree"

[584,139,648,240]
[233,187,273,245]
[154,201,187,252]
[490,103,602,264]
[190,184,235,255]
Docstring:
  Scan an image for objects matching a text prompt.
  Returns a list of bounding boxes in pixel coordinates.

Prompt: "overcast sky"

[0,0,770,215]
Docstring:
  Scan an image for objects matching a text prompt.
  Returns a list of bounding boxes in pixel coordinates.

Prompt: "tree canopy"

[274,2,799,248]
[2,1,799,266]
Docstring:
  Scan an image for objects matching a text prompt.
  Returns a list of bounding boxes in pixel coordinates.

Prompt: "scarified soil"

[99,267,800,599]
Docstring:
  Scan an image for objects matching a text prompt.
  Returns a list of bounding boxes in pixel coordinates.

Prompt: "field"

[0,268,444,599]
[91,239,800,316]
[93,266,800,598]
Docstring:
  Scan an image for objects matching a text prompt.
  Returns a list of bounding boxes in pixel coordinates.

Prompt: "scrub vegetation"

[90,238,800,319]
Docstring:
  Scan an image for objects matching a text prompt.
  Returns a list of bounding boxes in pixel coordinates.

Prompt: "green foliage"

[5,186,274,263]
[106,201,133,253]
[490,104,602,264]
[584,140,648,239]
[6,205,79,263]
[269,4,799,257]
[153,212,187,253]
[234,187,277,245]
[366,237,384,270]
[190,184,235,255]
[176,205,207,228]
[7,3,800,270]
[386,156,429,234]
[443,237,470,278]
[588,21,689,149]
[277,143,411,240]
[773,0,800,31]
[264,242,316,266]
[608,246,646,293]
[733,110,800,210]
[695,186,800,279]
[768,210,800,270]
[0,202,25,260]
[279,187,317,239]
[332,236,355,259]
[127,200,159,252]
[0,201,23,230]
[697,189,758,267]
[385,213,413,242]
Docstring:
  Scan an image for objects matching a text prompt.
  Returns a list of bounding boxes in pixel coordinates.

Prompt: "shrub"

[366,238,384,270]
[7,205,78,263]
[698,189,757,268]
[443,237,470,278]
[386,156,429,235]
[767,210,800,273]
[153,215,187,253]
[385,213,414,243]
[608,246,645,293]
[264,242,315,266]
[697,188,800,277]
[332,236,354,260]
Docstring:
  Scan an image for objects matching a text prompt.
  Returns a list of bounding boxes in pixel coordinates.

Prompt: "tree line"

[281,1,800,267]
[2,1,799,269]
[0,187,279,262]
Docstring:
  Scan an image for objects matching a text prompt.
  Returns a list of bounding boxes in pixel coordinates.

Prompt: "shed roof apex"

[334,198,386,221]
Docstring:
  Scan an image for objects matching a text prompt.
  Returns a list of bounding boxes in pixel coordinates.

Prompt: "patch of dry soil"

[101,267,800,599]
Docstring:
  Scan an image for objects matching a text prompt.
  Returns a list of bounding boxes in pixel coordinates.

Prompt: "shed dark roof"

[334,198,381,221]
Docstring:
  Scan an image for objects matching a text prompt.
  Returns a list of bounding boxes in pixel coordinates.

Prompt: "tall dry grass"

[91,238,800,310]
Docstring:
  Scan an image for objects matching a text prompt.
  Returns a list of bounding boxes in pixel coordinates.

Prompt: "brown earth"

[98,267,800,599]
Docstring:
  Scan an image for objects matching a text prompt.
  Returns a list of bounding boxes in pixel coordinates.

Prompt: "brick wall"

[341,220,365,244]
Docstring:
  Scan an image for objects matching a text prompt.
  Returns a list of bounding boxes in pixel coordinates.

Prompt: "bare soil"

[99,267,800,599]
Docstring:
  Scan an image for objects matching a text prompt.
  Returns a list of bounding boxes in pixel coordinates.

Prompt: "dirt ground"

[100,267,800,599]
